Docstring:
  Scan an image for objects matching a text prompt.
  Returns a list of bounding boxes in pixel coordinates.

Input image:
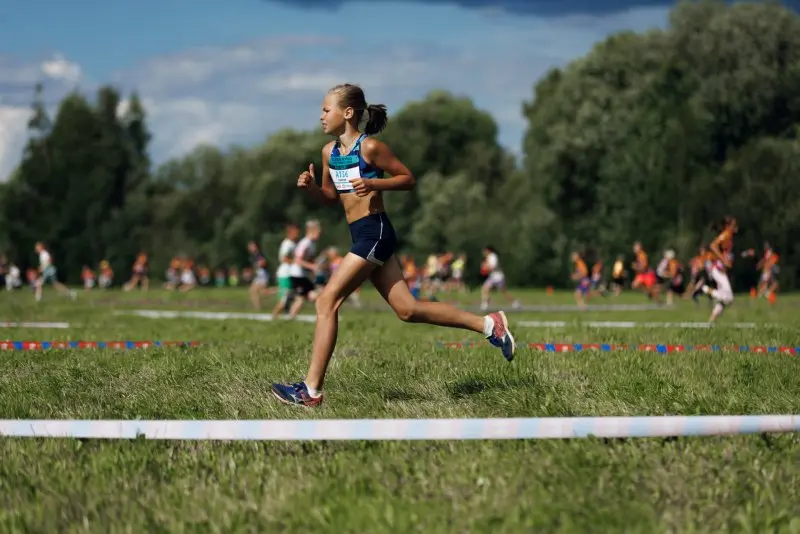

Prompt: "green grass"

[0,287,799,532]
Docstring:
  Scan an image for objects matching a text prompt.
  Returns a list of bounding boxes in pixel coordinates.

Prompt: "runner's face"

[321,93,348,135]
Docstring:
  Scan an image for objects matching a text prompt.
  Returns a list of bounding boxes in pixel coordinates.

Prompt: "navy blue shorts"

[576,277,590,294]
[349,212,397,266]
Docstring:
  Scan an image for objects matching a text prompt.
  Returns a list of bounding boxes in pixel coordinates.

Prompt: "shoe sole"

[496,311,516,361]
[271,387,322,408]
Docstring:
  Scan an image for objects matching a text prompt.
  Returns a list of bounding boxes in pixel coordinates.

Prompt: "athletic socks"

[482,315,494,338]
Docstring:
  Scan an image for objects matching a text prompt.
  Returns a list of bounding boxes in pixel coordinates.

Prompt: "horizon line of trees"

[1,0,799,292]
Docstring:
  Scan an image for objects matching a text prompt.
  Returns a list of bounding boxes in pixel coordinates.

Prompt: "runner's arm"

[306,144,339,205]
[361,138,415,191]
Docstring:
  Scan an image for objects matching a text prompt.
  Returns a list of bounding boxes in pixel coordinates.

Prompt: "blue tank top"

[329,134,384,194]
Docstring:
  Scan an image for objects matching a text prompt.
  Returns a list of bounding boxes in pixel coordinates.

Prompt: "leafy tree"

[6,0,800,291]
[521,0,800,288]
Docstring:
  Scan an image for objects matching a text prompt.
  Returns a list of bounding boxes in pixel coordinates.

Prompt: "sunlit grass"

[0,287,798,532]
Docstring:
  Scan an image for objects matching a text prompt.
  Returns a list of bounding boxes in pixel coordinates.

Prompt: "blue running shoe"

[271,381,323,407]
[486,310,516,361]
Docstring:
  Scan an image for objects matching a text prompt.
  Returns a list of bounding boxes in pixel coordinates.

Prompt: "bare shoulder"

[362,136,388,152]
[322,140,336,158]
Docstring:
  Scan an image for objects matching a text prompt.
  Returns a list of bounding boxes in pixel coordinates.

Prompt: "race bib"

[330,155,360,192]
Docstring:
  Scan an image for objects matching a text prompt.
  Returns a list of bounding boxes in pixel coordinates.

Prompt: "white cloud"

[115,98,130,118]
[258,73,347,93]
[40,54,81,84]
[144,98,267,157]
[0,106,31,180]
[0,8,669,181]
[0,53,82,181]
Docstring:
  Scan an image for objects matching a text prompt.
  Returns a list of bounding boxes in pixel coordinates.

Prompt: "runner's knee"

[315,288,346,317]
[394,299,419,322]
[315,292,335,316]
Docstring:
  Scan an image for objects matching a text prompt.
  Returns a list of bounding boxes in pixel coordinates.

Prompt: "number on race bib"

[331,166,360,192]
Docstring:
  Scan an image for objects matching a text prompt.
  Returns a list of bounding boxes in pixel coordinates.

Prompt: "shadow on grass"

[447,376,538,399]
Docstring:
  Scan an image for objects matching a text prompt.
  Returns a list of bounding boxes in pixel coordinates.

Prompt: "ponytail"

[364,103,388,135]
[328,84,389,135]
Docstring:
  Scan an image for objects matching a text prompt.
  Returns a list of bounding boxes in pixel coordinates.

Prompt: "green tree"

[8,0,800,291]
[381,90,514,247]
[3,85,156,282]
[521,0,800,288]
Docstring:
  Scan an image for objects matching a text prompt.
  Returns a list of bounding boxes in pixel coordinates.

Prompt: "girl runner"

[271,223,299,317]
[631,241,660,302]
[589,259,606,297]
[701,216,738,323]
[287,219,322,320]
[479,246,520,311]
[685,245,710,302]
[656,250,683,305]
[248,241,273,310]
[82,265,96,291]
[451,253,466,293]
[123,252,149,291]
[610,255,625,296]
[570,251,590,307]
[271,84,515,407]
[745,242,779,299]
[34,242,74,301]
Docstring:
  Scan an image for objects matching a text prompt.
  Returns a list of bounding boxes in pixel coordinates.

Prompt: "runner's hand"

[350,177,372,197]
[298,164,316,189]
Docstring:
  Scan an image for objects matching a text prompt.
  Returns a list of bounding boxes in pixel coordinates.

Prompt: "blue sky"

[0,0,683,180]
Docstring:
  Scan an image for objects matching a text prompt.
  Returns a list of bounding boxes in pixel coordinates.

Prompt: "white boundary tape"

[0,415,797,440]
[115,310,316,323]
[0,321,70,329]
[466,303,674,313]
[518,320,757,329]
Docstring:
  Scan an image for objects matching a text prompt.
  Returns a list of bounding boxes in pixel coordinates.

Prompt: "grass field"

[1,286,799,533]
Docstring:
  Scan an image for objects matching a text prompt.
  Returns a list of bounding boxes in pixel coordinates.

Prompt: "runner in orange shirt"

[571,251,590,307]
[631,241,660,302]
[700,216,738,323]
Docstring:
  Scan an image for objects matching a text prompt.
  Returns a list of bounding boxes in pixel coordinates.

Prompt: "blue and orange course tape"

[0,340,200,350]
[1,340,799,355]
[439,341,800,355]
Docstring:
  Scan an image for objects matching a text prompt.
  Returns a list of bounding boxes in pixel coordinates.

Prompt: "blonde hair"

[328,83,388,135]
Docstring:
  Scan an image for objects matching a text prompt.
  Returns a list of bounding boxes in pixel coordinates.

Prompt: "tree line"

[1,0,799,290]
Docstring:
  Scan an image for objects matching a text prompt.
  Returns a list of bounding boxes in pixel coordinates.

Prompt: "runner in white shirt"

[480,246,520,311]
[178,261,197,292]
[288,220,322,320]
[34,242,75,301]
[271,223,300,317]
[6,264,21,291]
